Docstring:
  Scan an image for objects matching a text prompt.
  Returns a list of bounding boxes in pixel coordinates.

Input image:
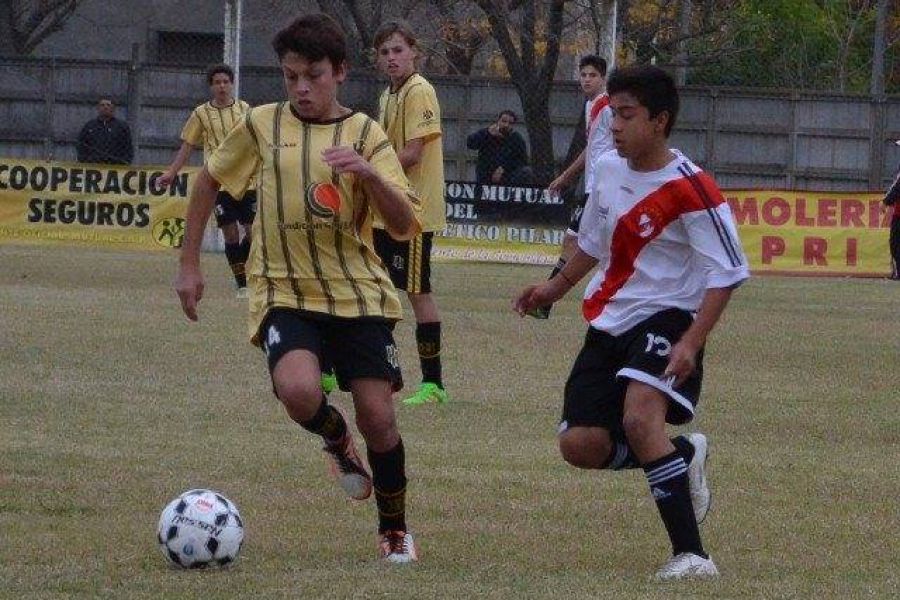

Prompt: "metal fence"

[2,55,900,193]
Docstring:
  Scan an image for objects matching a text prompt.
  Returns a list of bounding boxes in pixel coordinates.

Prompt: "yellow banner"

[0,158,197,250]
[726,190,892,276]
[0,159,893,277]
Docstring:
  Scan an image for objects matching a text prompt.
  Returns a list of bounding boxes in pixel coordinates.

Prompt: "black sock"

[643,450,706,557]
[224,242,247,287]
[671,435,695,464]
[298,398,346,444]
[603,438,640,470]
[604,436,692,471]
[367,440,407,533]
[239,236,251,262]
[416,322,442,387]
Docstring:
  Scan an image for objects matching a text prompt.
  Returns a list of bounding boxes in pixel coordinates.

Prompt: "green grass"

[1,244,898,599]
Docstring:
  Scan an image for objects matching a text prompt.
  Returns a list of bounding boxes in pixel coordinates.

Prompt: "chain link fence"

[2,0,900,192]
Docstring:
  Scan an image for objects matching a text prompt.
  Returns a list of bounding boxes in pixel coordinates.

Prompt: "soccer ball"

[157,489,244,569]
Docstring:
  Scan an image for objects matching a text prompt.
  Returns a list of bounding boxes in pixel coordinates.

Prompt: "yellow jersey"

[376,73,446,232]
[206,102,422,343]
[181,99,251,162]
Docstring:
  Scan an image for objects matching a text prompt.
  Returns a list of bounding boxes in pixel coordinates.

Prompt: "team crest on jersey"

[305,182,342,219]
[636,204,666,238]
[638,214,655,238]
[423,109,434,120]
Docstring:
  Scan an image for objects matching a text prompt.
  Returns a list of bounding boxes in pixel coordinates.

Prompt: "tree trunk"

[474,0,568,185]
[871,0,888,96]
[675,0,692,86]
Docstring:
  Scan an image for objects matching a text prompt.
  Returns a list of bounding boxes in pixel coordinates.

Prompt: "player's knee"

[558,429,609,469]
[272,377,320,419]
[355,410,397,447]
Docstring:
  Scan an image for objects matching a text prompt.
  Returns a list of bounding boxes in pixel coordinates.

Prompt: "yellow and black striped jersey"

[181,99,251,162]
[377,73,446,232]
[206,102,422,343]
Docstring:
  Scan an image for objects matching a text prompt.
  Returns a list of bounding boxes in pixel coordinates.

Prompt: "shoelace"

[384,531,407,554]
[324,440,361,474]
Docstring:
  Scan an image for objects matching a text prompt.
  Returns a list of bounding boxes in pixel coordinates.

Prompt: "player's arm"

[397,137,425,170]
[548,148,586,194]
[513,249,597,316]
[664,286,735,386]
[466,127,490,149]
[398,86,440,171]
[322,146,419,240]
[175,167,220,322]
[159,141,196,187]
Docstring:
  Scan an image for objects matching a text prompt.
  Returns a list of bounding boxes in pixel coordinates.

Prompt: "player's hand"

[322,146,375,179]
[662,340,700,388]
[491,167,504,184]
[512,283,551,316]
[547,174,567,195]
[157,169,176,188]
[174,264,205,322]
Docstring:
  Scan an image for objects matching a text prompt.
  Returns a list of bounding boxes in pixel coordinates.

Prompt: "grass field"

[1,244,898,599]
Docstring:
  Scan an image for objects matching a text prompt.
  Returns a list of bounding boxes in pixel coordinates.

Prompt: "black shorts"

[373,229,433,294]
[561,308,704,436]
[214,190,256,227]
[567,193,589,234]
[258,308,403,392]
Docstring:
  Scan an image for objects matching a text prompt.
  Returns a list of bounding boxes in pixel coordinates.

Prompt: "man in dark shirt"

[466,110,532,185]
[76,98,134,164]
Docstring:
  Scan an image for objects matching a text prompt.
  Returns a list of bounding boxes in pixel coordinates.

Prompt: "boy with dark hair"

[160,63,255,297]
[175,12,422,563]
[514,65,749,580]
[373,20,450,406]
[529,54,613,318]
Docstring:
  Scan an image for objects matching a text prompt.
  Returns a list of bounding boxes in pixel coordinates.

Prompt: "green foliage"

[685,0,882,92]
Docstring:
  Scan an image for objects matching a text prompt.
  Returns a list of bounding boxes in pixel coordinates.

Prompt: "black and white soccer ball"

[157,489,244,569]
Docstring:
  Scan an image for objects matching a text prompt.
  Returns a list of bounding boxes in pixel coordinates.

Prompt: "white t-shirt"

[578,150,750,335]
[584,93,614,194]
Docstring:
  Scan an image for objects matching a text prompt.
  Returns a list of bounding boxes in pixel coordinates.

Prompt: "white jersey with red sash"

[584,93,614,194]
[578,150,750,335]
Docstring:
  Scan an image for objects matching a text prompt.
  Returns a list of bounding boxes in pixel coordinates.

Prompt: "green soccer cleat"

[526,305,551,319]
[321,371,338,394]
[403,382,448,406]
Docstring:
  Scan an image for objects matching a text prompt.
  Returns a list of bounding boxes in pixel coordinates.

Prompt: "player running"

[514,65,749,580]
[175,13,422,563]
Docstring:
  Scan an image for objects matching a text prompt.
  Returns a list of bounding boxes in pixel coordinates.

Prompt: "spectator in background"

[76,98,133,164]
[467,110,533,185]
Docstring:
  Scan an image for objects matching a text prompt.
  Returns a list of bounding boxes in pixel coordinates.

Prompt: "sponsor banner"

[0,158,196,249]
[436,180,569,264]
[725,191,892,276]
[1,163,892,276]
[436,181,892,276]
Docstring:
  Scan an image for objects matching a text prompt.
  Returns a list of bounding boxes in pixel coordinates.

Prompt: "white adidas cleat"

[655,552,719,581]
[378,530,419,564]
[686,432,711,524]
